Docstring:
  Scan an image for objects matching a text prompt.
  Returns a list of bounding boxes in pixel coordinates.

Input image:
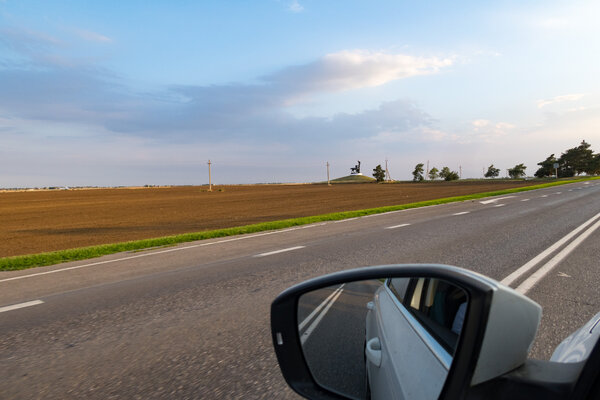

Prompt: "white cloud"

[495,122,515,130]
[537,94,585,109]
[370,126,450,144]
[73,29,112,43]
[267,50,453,99]
[462,119,515,143]
[535,17,570,29]
[0,27,63,50]
[472,119,490,128]
[288,0,304,13]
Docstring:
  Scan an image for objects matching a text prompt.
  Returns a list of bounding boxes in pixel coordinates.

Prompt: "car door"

[366,278,467,400]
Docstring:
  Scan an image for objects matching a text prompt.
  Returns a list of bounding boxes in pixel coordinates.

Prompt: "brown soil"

[0,181,537,257]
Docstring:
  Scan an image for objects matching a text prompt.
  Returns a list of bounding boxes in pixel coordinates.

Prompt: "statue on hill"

[350,160,361,175]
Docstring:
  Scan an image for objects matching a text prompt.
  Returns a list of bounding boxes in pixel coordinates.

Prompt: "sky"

[1,0,599,187]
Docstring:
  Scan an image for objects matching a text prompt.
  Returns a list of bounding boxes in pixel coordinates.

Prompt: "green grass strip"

[1,177,598,271]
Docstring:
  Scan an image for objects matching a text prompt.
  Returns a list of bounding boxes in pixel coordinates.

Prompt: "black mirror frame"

[271,264,495,400]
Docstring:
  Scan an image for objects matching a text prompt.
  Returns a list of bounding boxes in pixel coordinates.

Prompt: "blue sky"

[1,0,599,186]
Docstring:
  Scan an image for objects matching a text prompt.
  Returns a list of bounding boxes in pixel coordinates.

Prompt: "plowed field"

[1,181,538,257]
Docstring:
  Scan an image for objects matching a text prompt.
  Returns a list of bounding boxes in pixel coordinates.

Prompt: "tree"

[591,154,600,175]
[445,171,460,181]
[558,140,595,175]
[412,163,424,181]
[428,167,439,180]
[439,167,459,181]
[484,164,500,178]
[439,167,451,180]
[372,165,385,182]
[534,154,558,178]
[508,163,527,179]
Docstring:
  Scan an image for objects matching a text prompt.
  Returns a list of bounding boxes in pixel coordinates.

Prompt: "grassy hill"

[330,174,376,183]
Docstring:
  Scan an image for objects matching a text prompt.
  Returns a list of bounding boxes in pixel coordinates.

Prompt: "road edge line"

[501,212,600,287]
[516,218,600,294]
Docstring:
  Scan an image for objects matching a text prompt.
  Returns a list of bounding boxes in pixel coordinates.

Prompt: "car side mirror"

[270,264,541,400]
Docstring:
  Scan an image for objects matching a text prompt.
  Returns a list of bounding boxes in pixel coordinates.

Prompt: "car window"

[406,278,468,354]
[387,277,410,303]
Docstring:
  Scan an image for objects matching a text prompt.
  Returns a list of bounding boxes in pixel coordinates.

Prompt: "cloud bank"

[0,29,452,148]
[0,27,461,185]
[537,94,585,109]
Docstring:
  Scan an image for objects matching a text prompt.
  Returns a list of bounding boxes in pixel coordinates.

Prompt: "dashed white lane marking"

[521,199,530,202]
[0,300,44,313]
[452,212,470,216]
[479,196,516,205]
[385,223,411,229]
[0,224,327,283]
[494,204,505,207]
[541,195,548,198]
[254,246,306,257]
[502,212,600,287]
[555,192,562,195]
[1,182,590,284]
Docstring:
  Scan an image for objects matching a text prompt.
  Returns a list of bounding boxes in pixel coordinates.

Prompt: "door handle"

[366,337,382,367]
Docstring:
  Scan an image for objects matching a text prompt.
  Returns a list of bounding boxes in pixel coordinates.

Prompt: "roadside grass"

[1,177,598,272]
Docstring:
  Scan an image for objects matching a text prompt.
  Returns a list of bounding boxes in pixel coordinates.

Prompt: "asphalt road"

[1,180,599,399]
[298,281,381,399]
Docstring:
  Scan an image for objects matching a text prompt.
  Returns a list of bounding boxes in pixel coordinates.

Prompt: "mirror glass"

[297,277,468,400]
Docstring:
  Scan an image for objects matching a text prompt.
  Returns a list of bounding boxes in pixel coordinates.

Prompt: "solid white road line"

[479,196,516,205]
[298,285,345,331]
[516,218,600,294]
[254,246,305,257]
[385,223,411,229]
[300,287,345,345]
[334,217,360,223]
[0,224,323,283]
[0,300,44,313]
[501,212,600,286]
[452,212,470,216]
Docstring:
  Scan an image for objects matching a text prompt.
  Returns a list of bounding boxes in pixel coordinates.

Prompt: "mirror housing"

[271,264,541,400]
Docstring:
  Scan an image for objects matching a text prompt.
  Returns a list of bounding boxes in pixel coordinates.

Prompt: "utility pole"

[326,161,331,186]
[426,160,430,180]
[483,167,485,178]
[208,159,212,192]
[385,158,392,182]
[459,165,462,179]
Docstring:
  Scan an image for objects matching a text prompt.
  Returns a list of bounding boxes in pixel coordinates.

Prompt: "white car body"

[365,278,464,400]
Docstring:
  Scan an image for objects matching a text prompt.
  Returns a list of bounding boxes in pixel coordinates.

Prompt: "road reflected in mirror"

[297,277,468,400]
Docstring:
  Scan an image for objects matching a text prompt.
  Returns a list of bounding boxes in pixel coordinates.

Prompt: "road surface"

[1,180,599,399]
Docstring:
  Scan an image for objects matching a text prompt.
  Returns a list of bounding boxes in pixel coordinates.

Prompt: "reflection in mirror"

[297,277,468,400]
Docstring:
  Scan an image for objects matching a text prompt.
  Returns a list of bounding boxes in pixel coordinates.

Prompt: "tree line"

[370,140,598,182]
[534,140,600,178]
